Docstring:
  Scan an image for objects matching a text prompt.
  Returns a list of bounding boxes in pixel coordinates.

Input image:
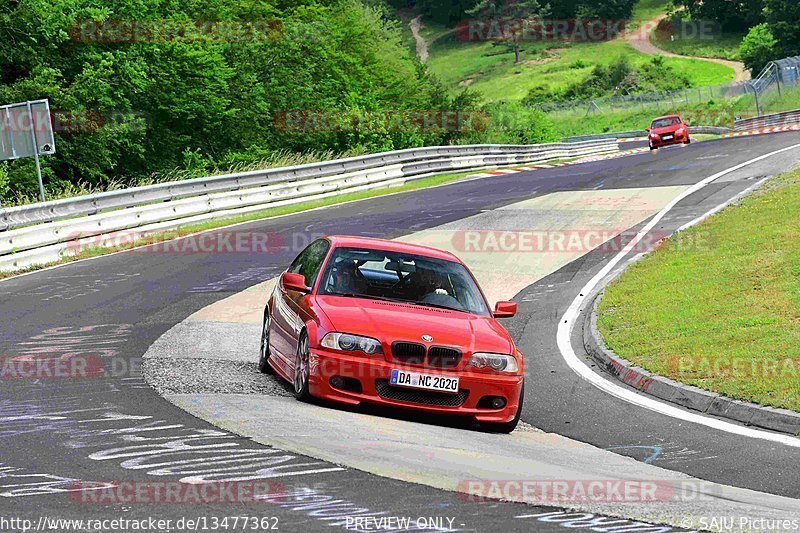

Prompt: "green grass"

[652,32,743,61]
[761,85,800,115]
[598,169,800,412]
[631,0,673,27]
[422,0,734,103]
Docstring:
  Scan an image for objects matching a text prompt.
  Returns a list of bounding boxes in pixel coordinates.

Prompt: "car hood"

[315,296,513,355]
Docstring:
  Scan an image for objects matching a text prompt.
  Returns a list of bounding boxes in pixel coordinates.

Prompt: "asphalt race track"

[2,132,799,532]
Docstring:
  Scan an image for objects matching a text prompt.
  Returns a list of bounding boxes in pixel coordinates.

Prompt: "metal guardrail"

[565,126,732,143]
[0,139,620,272]
[734,109,800,131]
[0,141,612,232]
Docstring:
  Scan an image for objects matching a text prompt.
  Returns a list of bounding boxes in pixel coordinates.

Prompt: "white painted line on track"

[556,143,800,448]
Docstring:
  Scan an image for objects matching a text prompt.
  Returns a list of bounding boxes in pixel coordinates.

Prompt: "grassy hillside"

[421,0,735,103]
[652,31,744,61]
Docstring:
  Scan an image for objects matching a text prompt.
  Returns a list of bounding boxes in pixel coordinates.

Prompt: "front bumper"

[307,347,524,423]
[649,131,690,148]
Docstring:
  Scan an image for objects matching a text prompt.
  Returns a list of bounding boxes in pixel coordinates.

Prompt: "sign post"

[0,99,56,203]
[26,101,46,202]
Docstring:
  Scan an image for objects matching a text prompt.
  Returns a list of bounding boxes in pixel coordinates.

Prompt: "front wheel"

[482,382,524,433]
[649,143,656,151]
[258,310,273,374]
[684,137,691,145]
[293,332,312,401]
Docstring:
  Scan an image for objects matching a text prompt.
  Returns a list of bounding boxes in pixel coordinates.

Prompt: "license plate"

[389,369,459,394]
[663,135,674,140]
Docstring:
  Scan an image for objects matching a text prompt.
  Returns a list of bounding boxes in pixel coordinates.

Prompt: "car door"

[270,239,330,375]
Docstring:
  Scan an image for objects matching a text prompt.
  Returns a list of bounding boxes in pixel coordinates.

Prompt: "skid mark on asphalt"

[0,397,344,498]
[17,273,142,301]
[607,444,720,466]
[188,266,276,293]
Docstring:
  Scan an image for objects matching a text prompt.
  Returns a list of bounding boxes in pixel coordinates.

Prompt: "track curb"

[583,291,800,436]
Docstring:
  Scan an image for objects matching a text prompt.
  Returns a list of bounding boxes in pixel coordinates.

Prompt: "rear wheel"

[293,332,312,401]
[482,382,524,433]
[258,310,273,374]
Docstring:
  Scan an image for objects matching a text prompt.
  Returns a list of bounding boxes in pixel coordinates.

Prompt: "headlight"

[467,352,519,373]
[321,332,383,355]
[676,128,685,135]
[649,133,658,139]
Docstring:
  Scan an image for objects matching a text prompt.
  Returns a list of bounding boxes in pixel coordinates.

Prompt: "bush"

[459,102,557,145]
[560,57,692,101]
[739,23,778,75]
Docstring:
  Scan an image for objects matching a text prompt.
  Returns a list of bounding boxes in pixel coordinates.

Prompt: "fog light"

[477,396,507,409]
[329,376,362,393]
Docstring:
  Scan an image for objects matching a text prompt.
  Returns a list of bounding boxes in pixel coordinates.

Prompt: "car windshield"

[318,247,490,316]
[651,117,681,128]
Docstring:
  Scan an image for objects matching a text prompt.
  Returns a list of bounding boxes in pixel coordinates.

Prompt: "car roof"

[652,114,681,121]
[325,235,462,263]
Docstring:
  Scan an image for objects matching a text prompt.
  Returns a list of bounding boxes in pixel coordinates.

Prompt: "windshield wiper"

[403,300,467,313]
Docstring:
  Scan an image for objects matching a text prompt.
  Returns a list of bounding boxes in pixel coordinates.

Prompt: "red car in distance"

[258,235,525,432]
[647,114,691,150]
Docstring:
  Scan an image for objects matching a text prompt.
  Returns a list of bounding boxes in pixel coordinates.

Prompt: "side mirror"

[645,127,650,132]
[282,272,309,293]
[493,301,517,318]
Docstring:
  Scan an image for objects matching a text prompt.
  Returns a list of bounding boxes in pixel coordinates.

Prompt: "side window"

[288,239,330,287]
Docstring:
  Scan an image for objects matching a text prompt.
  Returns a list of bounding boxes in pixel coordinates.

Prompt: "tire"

[258,310,273,374]
[293,332,312,401]
[482,382,524,434]
[684,138,691,145]
[649,143,655,151]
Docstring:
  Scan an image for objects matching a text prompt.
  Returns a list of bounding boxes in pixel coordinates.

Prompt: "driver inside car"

[330,259,367,294]
[407,266,449,300]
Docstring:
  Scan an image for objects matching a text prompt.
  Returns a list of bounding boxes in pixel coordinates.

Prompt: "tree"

[672,0,764,33]
[764,0,800,59]
[467,0,547,63]
[739,23,777,75]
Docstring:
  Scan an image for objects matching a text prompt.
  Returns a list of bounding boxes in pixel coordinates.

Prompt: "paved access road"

[1,133,798,532]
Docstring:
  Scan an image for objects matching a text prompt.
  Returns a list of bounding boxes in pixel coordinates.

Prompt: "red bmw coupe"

[258,235,525,432]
